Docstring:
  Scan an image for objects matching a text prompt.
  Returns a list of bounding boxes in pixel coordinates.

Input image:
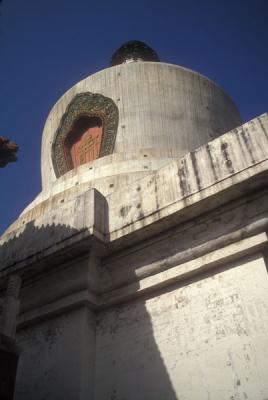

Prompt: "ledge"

[16,231,268,326]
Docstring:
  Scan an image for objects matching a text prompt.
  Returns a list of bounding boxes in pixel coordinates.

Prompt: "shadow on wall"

[0,220,86,275]
[0,220,178,400]
[96,187,268,400]
[95,291,178,400]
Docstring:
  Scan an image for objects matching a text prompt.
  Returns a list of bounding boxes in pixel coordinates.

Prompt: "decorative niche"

[52,92,119,177]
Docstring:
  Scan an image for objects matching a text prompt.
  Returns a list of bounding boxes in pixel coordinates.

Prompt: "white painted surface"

[95,254,268,400]
[1,59,267,400]
[41,62,241,190]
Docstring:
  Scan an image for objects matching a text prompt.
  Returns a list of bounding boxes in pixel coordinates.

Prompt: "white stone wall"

[95,254,268,400]
[15,308,96,400]
[1,110,267,400]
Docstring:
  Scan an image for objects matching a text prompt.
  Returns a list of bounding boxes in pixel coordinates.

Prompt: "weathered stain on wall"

[96,254,268,400]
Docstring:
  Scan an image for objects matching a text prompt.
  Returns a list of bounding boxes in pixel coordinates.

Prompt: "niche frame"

[52,92,119,177]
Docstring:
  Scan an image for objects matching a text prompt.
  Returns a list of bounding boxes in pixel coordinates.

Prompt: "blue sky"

[0,0,267,234]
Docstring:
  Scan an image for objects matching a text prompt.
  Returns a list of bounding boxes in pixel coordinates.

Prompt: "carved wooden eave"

[0,136,18,168]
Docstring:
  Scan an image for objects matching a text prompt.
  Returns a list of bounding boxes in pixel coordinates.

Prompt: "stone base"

[1,113,268,399]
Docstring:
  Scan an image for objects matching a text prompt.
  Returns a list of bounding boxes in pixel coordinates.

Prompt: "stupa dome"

[110,40,160,66]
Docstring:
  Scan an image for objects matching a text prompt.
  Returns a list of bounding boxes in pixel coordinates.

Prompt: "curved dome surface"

[41,62,241,190]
